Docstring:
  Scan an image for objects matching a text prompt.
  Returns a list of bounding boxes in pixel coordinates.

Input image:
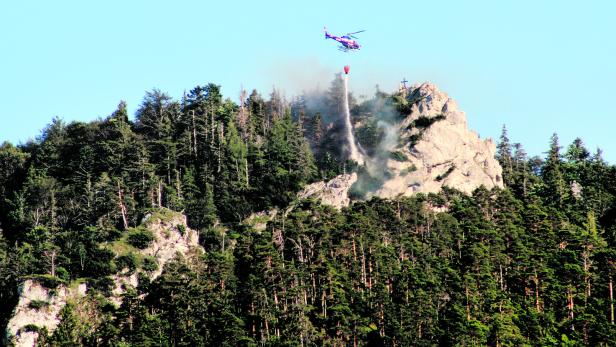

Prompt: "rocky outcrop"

[110,211,200,303]
[5,280,87,347]
[297,173,358,209]
[5,209,200,347]
[371,82,503,198]
[298,82,503,208]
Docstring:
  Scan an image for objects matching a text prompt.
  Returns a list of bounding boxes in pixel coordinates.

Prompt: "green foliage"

[1,80,615,347]
[408,133,422,148]
[126,227,155,250]
[115,253,138,274]
[28,299,49,310]
[389,150,408,162]
[25,274,65,289]
[176,223,186,236]
[22,324,43,333]
[399,164,417,176]
[408,114,446,129]
[355,119,380,154]
[435,165,456,181]
[87,276,115,296]
[141,256,159,273]
[404,114,447,150]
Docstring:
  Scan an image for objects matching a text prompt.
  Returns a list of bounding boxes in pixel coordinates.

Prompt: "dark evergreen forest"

[1,78,615,346]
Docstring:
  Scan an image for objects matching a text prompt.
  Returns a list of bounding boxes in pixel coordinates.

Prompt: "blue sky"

[1,1,615,162]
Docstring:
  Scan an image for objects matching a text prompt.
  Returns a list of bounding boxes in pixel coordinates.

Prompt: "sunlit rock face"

[5,280,87,347]
[5,209,200,347]
[299,82,503,208]
[298,173,358,209]
[370,82,503,199]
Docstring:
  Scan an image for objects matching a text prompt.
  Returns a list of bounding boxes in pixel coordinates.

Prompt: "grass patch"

[105,238,139,257]
[144,208,177,225]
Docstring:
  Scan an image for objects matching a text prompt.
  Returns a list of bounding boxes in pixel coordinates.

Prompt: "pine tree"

[542,133,568,207]
[497,125,514,186]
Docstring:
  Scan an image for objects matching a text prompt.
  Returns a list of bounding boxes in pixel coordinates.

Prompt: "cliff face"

[371,82,503,198]
[5,280,87,347]
[300,82,503,208]
[5,209,200,347]
[297,173,358,209]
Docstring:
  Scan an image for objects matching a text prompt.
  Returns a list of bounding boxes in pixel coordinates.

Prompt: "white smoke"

[342,74,364,165]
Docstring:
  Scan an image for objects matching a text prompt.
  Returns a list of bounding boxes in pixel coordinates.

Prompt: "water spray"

[342,65,364,165]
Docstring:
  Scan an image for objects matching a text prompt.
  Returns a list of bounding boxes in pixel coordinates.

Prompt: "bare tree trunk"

[583,250,592,299]
[157,180,162,207]
[360,241,367,289]
[466,286,471,321]
[34,208,41,227]
[192,110,197,156]
[534,271,541,312]
[50,189,57,227]
[118,181,128,230]
[609,275,614,324]
[44,250,57,277]
[50,251,56,277]
[245,157,250,187]
[322,289,327,318]
[175,169,182,201]
[567,287,575,330]
[251,301,256,338]
[218,123,223,173]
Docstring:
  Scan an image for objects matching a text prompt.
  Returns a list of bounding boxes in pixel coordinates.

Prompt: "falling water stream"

[342,74,364,165]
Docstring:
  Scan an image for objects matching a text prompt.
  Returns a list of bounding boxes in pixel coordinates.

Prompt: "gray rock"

[5,209,201,347]
[298,82,503,208]
[298,173,358,209]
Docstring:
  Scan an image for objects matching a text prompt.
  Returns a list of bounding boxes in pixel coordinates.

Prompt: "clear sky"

[1,1,615,162]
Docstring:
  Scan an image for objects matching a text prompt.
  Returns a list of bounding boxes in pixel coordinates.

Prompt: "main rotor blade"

[347,30,365,35]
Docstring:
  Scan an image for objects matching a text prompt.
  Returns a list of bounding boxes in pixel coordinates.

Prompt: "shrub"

[55,267,70,281]
[88,248,116,276]
[436,165,456,182]
[127,228,155,249]
[22,324,42,333]
[399,164,418,176]
[105,227,123,242]
[141,256,158,273]
[408,134,422,149]
[28,300,49,310]
[26,274,65,289]
[177,224,186,236]
[115,253,138,274]
[87,276,115,296]
[389,151,408,162]
[408,114,446,130]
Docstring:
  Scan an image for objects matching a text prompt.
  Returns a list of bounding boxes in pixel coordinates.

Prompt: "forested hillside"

[1,79,615,346]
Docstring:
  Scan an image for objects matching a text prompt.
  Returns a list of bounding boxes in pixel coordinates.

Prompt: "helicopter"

[324,27,365,52]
